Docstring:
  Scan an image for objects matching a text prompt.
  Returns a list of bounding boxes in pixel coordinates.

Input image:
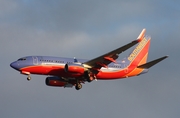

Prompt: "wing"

[83,29,146,73]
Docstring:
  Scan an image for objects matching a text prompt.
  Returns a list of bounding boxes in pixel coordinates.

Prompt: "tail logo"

[128,37,148,61]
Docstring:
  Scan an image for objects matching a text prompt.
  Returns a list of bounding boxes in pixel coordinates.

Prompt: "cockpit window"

[17,58,26,61]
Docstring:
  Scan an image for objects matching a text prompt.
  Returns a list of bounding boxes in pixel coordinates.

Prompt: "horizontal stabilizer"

[137,56,168,69]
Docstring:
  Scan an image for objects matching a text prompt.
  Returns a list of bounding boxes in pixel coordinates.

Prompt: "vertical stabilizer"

[124,35,151,77]
[128,36,151,67]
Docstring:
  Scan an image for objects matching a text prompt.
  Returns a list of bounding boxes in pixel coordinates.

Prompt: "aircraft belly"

[20,65,83,78]
[96,70,127,80]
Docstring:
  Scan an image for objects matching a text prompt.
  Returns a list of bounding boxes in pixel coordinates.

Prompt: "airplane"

[10,29,168,90]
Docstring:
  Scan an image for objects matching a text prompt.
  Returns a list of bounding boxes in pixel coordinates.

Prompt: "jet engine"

[45,76,66,87]
[45,76,73,87]
[64,63,85,74]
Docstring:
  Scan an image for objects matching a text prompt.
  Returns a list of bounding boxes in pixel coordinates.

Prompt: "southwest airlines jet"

[10,29,168,90]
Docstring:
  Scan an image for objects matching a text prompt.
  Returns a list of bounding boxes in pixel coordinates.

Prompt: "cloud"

[0,1,18,15]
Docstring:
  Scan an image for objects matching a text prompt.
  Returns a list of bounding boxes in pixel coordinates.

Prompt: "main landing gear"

[84,71,94,83]
[75,83,82,90]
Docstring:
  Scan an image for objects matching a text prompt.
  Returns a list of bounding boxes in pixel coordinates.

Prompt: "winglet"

[137,55,168,69]
[137,29,146,42]
[74,57,78,62]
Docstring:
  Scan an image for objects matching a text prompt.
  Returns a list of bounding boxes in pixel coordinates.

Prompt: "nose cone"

[10,62,19,70]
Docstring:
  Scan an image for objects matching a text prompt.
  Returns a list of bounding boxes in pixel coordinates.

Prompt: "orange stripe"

[125,52,148,77]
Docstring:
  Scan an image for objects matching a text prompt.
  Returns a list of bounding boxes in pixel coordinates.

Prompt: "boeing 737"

[10,29,168,90]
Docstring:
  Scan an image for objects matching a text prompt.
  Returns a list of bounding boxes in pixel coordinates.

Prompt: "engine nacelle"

[45,76,66,87]
[64,63,85,74]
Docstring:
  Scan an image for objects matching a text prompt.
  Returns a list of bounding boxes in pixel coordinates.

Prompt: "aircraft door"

[32,56,38,65]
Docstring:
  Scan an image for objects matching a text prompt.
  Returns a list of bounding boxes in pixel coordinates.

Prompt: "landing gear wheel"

[75,83,82,90]
[27,75,31,81]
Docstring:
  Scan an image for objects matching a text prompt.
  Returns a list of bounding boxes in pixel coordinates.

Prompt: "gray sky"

[0,0,180,118]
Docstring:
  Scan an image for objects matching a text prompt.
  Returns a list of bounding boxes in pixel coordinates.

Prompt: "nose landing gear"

[21,71,31,81]
[27,75,31,81]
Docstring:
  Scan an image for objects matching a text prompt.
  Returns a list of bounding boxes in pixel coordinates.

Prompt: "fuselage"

[10,56,145,80]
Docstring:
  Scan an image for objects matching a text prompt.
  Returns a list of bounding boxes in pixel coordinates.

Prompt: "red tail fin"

[124,35,151,77]
[128,36,151,67]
